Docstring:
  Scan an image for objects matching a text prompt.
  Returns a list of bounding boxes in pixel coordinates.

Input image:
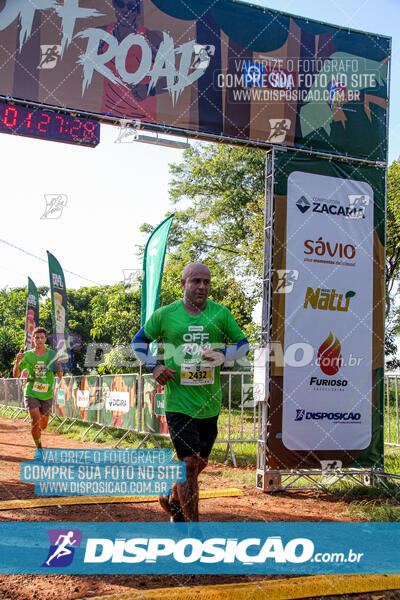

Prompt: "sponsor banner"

[76,390,89,408]
[268,150,385,469]
[70,376,101,424]
[47,251,70,365]
[0,2,389,160]
[143,377,168,434]
[24,277,39,351]
[284,171,373,451]
[106,391,130,414]
[54,377,72,417]
[100,375,136,430]
[0,522,399,574]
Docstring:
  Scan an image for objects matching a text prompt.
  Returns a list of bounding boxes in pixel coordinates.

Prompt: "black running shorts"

[165,411,219,460]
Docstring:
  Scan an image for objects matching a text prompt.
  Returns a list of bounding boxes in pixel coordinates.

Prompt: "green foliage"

[90,284,141,345]
[140,144,265,333]
[0,286,48,376]
[386,159,400,365]
[387,159,400,311]
[167,144,265,279]
[0,284,142,377]
[90,284,142,375]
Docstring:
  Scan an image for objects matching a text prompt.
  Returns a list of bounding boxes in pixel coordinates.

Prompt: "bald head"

[181,263,211,313]
[181,263,211,282]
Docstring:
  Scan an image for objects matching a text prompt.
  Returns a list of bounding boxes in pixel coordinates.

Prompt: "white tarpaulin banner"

[282,171,373,451]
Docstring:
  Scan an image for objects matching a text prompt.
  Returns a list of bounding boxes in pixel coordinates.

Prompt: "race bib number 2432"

[180,364,214,386]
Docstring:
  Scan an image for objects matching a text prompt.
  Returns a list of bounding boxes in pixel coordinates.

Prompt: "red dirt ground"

[0,416,398,600]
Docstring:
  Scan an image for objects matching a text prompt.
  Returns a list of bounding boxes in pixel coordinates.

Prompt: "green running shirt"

[144,300,246,418]
[19,348,59,401]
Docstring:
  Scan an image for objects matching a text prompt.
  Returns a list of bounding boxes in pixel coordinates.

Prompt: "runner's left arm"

[221,337,250,362]
[221,307,250,363]
[131,327,160,372]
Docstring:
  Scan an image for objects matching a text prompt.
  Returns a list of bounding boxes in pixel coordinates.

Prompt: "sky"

[0,0,398,292]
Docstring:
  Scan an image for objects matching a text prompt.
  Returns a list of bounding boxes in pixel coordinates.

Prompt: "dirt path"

[0,416,391,600]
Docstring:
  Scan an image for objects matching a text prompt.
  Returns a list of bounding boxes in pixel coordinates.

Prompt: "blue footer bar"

[0,522,398,574]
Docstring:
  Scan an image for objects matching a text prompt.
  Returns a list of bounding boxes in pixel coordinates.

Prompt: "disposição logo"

[42,529,82,568]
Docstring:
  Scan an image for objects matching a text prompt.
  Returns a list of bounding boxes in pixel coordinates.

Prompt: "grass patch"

[348,498,400,522]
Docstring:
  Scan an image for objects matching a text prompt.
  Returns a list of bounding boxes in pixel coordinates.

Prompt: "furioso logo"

[296,196,311,213]
[317,332,342,376]
[42,529,82,568]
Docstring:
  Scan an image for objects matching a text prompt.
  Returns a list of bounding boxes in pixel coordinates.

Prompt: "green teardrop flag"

[24,277,39,351]
[141,214,174,326]
[47,251,70,364]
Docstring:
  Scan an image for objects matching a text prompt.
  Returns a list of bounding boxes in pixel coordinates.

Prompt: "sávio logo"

[42,529,82,568]
[304,287,356,312]
[304,238,356,260]
[296,196,311,213]
[317,332,342,376]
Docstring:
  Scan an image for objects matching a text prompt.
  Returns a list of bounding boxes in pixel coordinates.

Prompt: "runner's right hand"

[16,349,24,362]
[152,365,176,386]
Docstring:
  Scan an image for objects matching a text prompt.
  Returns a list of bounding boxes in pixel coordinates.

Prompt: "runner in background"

[13,327,62,450]
[133,263,249,521]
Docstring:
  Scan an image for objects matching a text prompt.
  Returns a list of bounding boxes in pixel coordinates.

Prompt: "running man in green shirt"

[13,327,62,450]
[133,263,249,521]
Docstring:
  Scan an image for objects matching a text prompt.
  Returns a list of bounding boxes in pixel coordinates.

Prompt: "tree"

[167,144,265,279]
[91,284,142,375]
[0,286,48,377]
[140,144,264,340]
[385,159,400,368]
[0,284,142,377]
[386,159,400,315]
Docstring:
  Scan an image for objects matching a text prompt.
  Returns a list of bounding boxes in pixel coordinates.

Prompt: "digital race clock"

[0,100,100,147]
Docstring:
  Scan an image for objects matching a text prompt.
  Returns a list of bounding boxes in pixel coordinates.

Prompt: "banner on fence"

[268,149,385,469]
[47,251,70,365]
[24,278,39,351]
[0,1,390,159]
[100,375,136,431]
[143,377,167,434]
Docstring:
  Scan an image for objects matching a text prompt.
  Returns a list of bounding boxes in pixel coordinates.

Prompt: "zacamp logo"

[42,529,82,568]
[317,332,342,376]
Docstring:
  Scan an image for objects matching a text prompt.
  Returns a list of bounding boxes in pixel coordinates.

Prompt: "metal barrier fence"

[0,371,256,466]
[385,372,400,447]
[3,373,398,460]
